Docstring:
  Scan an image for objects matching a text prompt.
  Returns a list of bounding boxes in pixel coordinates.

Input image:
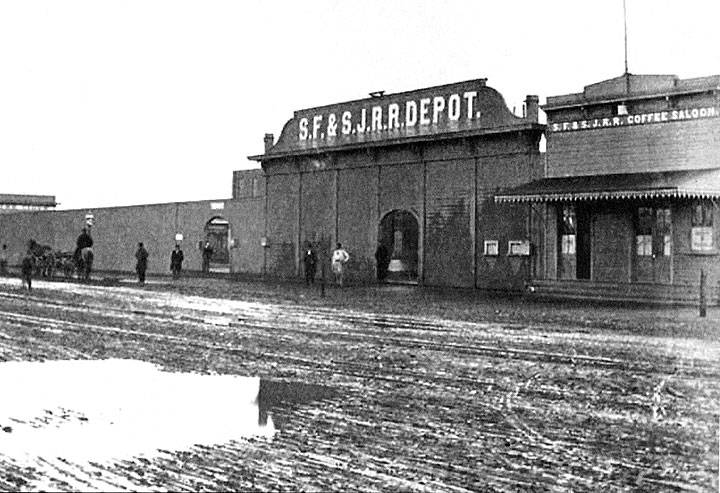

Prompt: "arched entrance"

[204,217,230,273]
[378,210,419,283]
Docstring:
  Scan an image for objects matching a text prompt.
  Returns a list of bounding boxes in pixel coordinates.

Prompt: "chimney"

[263,133,274,153]
[524,95,539,123]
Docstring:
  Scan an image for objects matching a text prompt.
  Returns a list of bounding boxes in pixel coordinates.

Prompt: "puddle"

[0,359,335,465]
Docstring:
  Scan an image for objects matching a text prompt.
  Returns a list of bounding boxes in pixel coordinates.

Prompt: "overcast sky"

[1,0,718,210]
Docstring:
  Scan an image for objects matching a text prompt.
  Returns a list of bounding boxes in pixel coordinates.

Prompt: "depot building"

[250,79,545,289]
[496,73,720,303]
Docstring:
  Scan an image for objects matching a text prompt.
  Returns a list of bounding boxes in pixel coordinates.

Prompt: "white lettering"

[448,94,461,120]
[691,108,699,118]
[419,98,431,125]
[552,123,560,132]
[388,103,400,129]
[671,110,679,120]
[371,106,382,131]
[661,111,668,121]
[612,117,620,126]
[406,101,418,127]
[312,115,323,139]
[327,113,337,137]
[356,108,367,133]
[432,96,445,124]
[299,118,309,141]
[463,91,478,119]
[341,111,352,135]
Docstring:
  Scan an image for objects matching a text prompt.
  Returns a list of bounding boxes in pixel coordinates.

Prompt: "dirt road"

[0,277,718,491]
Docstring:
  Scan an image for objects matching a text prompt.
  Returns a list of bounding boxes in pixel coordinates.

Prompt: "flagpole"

[623,0,629,75]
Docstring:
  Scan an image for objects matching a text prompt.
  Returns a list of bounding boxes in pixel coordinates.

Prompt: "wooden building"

[250,79,545,289]
[496,74,720,303]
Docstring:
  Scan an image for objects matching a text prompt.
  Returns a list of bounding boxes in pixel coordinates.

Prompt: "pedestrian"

[21,248,35,291]
[375,242,390,281]
[331,242,350,287]
[0,244,8,275]
[170,244,184,280]
[302,242,317,285]
[201,241,213,273]
[135,242,149,285]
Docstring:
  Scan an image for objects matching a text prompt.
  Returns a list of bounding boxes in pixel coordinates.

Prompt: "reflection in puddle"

[0,359,335,465]
[257,379,337,428]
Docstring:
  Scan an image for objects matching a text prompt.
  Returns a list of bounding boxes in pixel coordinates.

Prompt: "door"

[204,217,230,264]
[634,206,672,283]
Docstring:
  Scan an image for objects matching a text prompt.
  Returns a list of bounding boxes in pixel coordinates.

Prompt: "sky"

[1,0,718,210]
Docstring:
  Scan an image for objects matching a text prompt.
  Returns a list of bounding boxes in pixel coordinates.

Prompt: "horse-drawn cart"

[28,241,78,279]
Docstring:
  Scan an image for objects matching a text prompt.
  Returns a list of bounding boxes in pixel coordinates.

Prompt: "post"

[320,234,326,298]
[699,269,707,318]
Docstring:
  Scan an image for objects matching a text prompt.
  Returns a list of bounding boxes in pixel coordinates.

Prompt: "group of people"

[302,241,393,287]
[9,229,391,290]
[134,242,185,284]
[302,242,351,287]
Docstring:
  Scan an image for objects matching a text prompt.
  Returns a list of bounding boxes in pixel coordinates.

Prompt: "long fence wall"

[0,197,265,276]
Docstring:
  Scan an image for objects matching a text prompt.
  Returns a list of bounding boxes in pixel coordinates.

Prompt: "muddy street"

[0,277,718,492]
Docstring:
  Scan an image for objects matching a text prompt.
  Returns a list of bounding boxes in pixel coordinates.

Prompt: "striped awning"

[495,168,720,203]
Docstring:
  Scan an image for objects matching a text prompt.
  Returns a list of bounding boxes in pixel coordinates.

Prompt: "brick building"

[250,79,544,289]
[496,73,720,303]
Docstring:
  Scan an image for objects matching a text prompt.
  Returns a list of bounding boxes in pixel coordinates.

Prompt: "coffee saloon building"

[496,73,720,303]
[250,79,545,289]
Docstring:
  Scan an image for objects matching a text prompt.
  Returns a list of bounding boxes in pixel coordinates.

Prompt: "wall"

[261,130,543,289]
[548,118,720,177]
[0,197,265,276]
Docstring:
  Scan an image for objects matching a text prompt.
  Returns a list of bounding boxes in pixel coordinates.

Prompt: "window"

[655,208,671,257]
[691,201,714,251]
[636,206,672,256]
[560,205,576,255]
[508,240,530,256]
[483,240,499,256]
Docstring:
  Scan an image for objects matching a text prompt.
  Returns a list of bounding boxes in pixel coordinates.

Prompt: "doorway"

[204,217,230,273]
[378,210,419,283]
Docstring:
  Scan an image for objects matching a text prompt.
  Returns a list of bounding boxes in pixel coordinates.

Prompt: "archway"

[378,210,419,283]
[204,217,230,272]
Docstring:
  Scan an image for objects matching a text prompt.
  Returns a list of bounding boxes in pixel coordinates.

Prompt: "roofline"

[248,122,545,161]
[290,78,489,115]
[543,86,720,112]
[495,188,720,203]
[0,194,57,206]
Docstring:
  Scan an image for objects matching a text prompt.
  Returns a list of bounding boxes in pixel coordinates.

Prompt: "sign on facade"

[550,106,719,132]
[266,80,527,154]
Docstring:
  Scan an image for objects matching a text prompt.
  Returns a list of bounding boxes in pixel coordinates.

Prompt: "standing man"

[21,246,35,291]
[170,244,184,280]
[0,244,8,275]
[135,242,149,285]
[201,241,213,273]
[302,242,317,285]
[374,242,390,282]
[331,242,350,287]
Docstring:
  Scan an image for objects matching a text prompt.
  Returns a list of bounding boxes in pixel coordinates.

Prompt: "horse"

[76,246,94,282]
